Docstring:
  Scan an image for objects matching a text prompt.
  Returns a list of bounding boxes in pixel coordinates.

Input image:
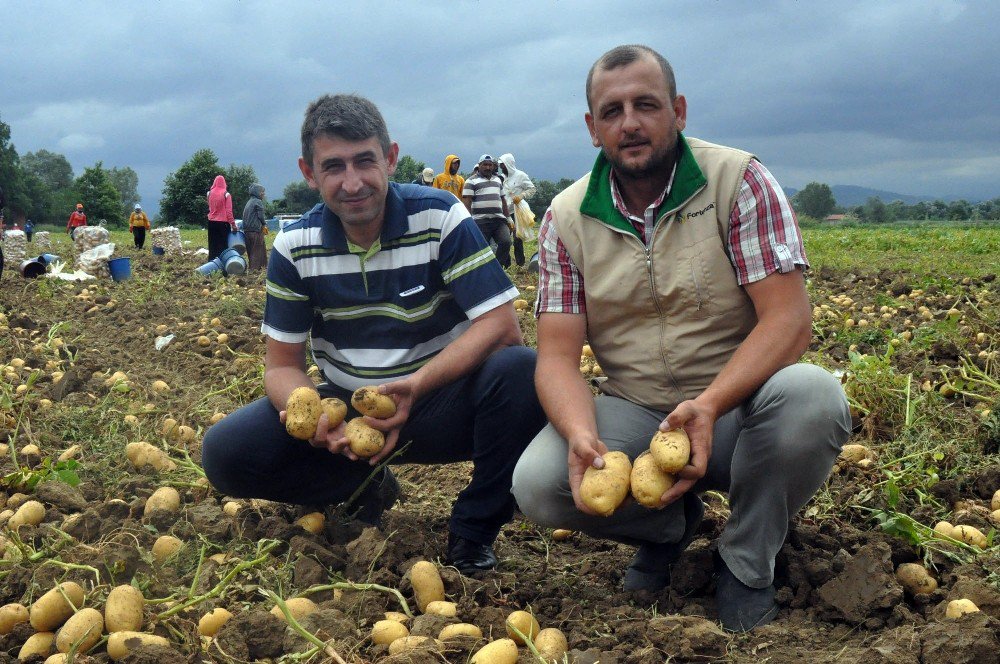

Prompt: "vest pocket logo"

[683,202,715,221]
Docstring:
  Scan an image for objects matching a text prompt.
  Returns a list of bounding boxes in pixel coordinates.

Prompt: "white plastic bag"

[514,200,536,242]
[77,242,116,276]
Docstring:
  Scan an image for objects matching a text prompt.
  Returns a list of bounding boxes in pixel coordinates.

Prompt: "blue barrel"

[195,257,224,276]
[38,253,61,265]
[152,246,165,256]
[227,230,246,255]
[220,247,247,275]
[108,257,132,282]
[20,258,46,279]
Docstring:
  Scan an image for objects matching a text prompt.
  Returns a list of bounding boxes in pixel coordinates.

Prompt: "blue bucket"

[227,230,246,255]
[38,253,61,265]
[108,257,132,282]
[195,257,224,276]
[152,246,165,256]
[220,247,247,276]
[21,258,46,279]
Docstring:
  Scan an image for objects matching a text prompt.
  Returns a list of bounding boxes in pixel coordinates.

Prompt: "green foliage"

[107,165,140,216]
[75,161,125,227]
[281,180,321,213]
[527,178,575,215]
[224,163,259,220]
[20,149,77,222]
[391,155,426,184]
[792,182,836,218]
[22,149,74,191]
[2,458,81,492]
[159,148,222,226]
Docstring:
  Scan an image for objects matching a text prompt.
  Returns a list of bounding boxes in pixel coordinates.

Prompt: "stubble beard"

[609,132,679,181]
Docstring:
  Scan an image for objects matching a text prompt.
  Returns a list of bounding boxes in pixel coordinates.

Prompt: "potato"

[30,582,85,631]
[197,608,233,637]
[285,387,322,440]
[56,606,103,653]
[371,619,409,645]
[0,603,29,635]
[209,412,226,425]
[269,597,318,622]
[107,631,170,660]
[351,386,396,418]
[388,635,439,654]
[581,343,594,358]
[439,623,483,640]
[58,445,82,462]
[630,451,675,508]
[424,600,457,617]
[992,489,1000,512]
[384,611,409,623]
[126,442,177,472]
[45,654,70,664]
[895,563,938,595]
[321,398,348,428]
[223,501,241,517]
[650,429,690,473]
[410,560,445,612]
[513,298,530,311]
[143,486,181,516]
[551,529,574,541]
[505,609,540,645]
[152,535,183,563]
[535,627,569,662]
[991,509,1000,527]
[933,521,956,539]
[579,450,632,516]
[471,638,519,664]
[839,443,874,465]
[953,525,988,549]
[945,598,980,618]
[19,632,55,659]
[105,585,144,633]
[295,511,325,534]
[21,443,41,456]
[151,380,170,393]
[9,499,46,530]
[345,417,385,458]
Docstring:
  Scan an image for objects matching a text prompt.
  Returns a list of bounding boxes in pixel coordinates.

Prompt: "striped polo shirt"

[462,174,506,222]
[263,183,518,391]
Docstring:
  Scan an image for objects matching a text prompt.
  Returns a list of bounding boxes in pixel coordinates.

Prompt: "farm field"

[1,223,999,663]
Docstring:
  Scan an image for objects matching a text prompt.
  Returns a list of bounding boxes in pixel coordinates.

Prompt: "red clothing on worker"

[67,211,87,232]
[207,175,235,226]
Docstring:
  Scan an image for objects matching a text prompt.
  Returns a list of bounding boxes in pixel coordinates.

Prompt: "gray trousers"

[511,363,851,588]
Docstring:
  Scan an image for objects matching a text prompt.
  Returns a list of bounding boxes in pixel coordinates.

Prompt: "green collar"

[579,132,707,237]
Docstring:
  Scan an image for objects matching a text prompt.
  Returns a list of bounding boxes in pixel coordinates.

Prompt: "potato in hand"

[579,450,632,516]
[650,428,691,474]
[352,386,397,418]
[345,417,385,458]
[285,387,322,440]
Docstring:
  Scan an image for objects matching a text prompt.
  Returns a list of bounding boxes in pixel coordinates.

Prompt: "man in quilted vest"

[512,45,851,632]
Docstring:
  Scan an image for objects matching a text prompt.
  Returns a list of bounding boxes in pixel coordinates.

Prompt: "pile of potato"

[284,385,394,458]
[579,428,691,516]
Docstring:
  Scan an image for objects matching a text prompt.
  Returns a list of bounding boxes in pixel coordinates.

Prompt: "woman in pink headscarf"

[206,175,236,260]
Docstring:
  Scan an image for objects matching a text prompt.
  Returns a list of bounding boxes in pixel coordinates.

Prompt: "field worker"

[511,45,851,632]
[202,94,546,575]
[498,153,536,268]
[412,166,435,186]
[24,219,34,242]
[129,204,150,249]
[432,154,465,200]
[66,203,87,238]
[206,174,237,260]
[462,155,511,268]
[241,183,268,271]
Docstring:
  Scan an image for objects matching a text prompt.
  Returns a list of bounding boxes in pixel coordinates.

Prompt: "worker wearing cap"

[412,166,435,187]
[462,154,511,268]
[67,203,88,238]
[129,204,151,249]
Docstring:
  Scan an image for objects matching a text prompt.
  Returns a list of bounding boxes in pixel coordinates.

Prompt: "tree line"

[791,182,1000,223]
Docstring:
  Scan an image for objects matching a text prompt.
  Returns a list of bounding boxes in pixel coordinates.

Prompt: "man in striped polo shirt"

[203,94,546,575]
[462,155,512,268]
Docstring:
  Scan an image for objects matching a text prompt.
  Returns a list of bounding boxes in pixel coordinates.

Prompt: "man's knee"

[511,461,566,528]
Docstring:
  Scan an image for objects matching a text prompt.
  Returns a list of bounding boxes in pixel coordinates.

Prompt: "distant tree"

[947,199,972,221]
[791,182,836,219]
[282,180,321,212]
[224,163,259,220]
[391,155,426,184]
[886,199,907,222]
[0,116,27,219]
[527,178,575,215]
[21,149,74,191]
[861,196,888,224]
[107,166,140,217]
[75,162,124,227]
[160,148,222,226]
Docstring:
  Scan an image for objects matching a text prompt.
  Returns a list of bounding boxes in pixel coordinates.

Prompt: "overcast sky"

[2,0,997,216]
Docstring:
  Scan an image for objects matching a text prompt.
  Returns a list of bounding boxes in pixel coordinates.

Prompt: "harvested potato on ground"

[295,511,325,534]
[439,623,482,640]
[285,387,322,440]
[933,521,956,539]
[351,386,397,418]
[9,499,46,530]
[125,442,177,472]
[0,603,29,635]
[582,343,594,358]
[579,450,632,516]
[895,563,938,595]
[388,636,439,654]
[630,451,675,508]
[105,585,145,633]
[152,535,183,563]
[321,398,348,428]
[56,607,103,653]
[30,582,85,631]
[505,609,540,645]
[107,632,170,660]
[269,597,318,622]
[953,525,988,549]
[19,632,55,660]
[198,608,233,637]
[650,428,690,473]
[384,611,409,623]
[992,489,1000,512]
[471,638,519,664]
[371,619,409,645]
[839,443,874,465]
[143,486,181,516]
[410,560,445,612]
[551,529,574,541]
[945,598,980,618]
[424,600,457,617]
[535,627,569,663]
[345,417,385,458]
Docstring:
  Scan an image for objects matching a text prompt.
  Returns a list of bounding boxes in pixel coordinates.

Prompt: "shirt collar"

[320,182,409,250]
[608,159,677,222]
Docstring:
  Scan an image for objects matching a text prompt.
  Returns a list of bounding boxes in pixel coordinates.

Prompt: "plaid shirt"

[536,158,806,314]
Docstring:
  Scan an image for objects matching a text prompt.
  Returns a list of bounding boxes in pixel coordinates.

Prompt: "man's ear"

[673,95,688,133]
[385,142,400,176]
[298,157,318,189]
[585,112,601,148]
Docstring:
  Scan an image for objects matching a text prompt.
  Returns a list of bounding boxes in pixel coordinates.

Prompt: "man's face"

[298,134,399,230]
[585,55,687,180]
[498,162,508,177]
[479,161,495,177]
[450,159,460,174]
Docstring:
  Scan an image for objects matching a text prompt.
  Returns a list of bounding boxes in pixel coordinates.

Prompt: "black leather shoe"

[351,469,399,528]
[624,493,705,592]
[714,552,778,632]
[446,533,498,575]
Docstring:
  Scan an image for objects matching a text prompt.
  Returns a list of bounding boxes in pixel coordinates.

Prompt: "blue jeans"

[202,345,546,545]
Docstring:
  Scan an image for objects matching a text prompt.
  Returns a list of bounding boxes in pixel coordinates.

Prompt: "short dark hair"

[300,94,391,166]
[586,44,677,110]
